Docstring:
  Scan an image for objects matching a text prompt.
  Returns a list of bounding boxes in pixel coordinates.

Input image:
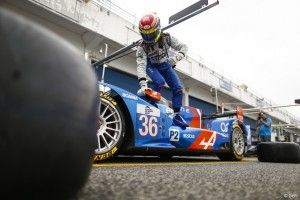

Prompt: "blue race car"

[94,82,248,162]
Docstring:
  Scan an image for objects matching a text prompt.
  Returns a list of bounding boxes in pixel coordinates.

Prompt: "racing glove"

[137,79,148,96]
[168,52,185,68]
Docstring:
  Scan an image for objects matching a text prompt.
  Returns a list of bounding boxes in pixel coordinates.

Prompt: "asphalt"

[76,157,300,200]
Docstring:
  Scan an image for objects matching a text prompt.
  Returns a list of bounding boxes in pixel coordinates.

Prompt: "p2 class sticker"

[169,128,180,142]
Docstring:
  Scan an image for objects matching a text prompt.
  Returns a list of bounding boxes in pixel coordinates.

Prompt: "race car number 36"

[139,115,158,137]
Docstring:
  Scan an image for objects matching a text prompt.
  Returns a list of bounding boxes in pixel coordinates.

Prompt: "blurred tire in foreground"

[0,7,98,199]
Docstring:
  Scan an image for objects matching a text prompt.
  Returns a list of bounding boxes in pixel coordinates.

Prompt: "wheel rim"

[232,127,245,156]
[95,98,122,154]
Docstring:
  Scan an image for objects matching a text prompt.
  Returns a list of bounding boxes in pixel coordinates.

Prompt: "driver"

[136,13,188,128]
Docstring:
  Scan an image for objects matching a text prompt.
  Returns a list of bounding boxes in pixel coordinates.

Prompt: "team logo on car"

[188,130,217,150]
[137,104,160,117]
[145,106,153,115]
[199,131,217,150]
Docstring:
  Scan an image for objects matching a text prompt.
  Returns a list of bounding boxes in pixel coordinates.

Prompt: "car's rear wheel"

[94,95,125,162]
[217,126,245,161]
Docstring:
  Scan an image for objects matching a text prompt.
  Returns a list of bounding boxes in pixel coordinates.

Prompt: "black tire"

[217,126,245,161]
[93,94,126,162]
[257,142,300,163]
[0,8,97,200]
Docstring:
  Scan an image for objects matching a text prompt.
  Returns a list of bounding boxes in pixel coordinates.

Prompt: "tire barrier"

[0,7,98,199]
[257,142,300,163]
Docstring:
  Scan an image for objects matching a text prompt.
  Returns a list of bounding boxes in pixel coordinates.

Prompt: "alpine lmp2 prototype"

[94,82,249,162]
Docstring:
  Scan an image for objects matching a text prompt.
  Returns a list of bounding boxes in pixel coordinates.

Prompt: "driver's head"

[139,13,161,43]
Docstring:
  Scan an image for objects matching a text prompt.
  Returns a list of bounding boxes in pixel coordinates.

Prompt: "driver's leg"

[146,65,165,92]
[159,62,188,128]
[159,62,183,112]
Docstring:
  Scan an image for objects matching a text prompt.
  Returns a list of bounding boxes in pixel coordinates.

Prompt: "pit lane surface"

[77,156,299,200]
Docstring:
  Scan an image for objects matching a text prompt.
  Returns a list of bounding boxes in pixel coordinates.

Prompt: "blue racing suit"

[136,33,188,112]
[258,117,272,142]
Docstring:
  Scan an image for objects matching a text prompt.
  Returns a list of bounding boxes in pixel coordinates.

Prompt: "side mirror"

[295,99,300,104]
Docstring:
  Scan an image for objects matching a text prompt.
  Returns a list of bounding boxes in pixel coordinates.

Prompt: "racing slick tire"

[93,94,126,162]
[0,8,97,200]
[217,126,245,161]
[257,142,300,163]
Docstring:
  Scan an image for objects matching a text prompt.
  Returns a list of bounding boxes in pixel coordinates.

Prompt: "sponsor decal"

[169,128,180,142]
[165,108,174,115]
[145,106,153,115]
[220,122,229,133]
[183,133,195,139]
[218,122,229,137]
[180,107,190,113]
[122,92,138,100]
[94,147,118,161]
[137,104,160,117]
[100,93,117,106]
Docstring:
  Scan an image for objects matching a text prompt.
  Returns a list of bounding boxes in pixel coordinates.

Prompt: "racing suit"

[136,33,188,113]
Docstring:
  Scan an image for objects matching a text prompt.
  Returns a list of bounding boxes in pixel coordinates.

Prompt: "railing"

[92,0,137,24]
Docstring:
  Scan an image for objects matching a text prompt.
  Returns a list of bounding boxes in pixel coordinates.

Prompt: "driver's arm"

[136,45,147,83]
[170,35,188,60]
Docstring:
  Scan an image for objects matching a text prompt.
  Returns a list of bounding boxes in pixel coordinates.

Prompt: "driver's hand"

[137,79,148,96]
[168,57,177,68]
[168,52,185,68]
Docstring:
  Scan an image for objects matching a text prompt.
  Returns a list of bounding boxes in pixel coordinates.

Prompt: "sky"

[112,0,300,119]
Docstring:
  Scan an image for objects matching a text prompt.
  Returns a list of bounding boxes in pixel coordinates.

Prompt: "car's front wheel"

[217,126,245,161]
[94,94,125,162]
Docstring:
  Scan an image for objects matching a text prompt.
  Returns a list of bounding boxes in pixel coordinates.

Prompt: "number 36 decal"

[139,115,158,137]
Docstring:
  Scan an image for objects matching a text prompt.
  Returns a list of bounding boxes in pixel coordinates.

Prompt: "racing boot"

[173,113,189,129]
